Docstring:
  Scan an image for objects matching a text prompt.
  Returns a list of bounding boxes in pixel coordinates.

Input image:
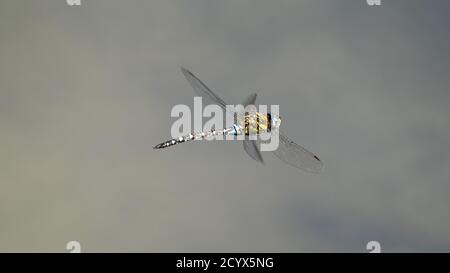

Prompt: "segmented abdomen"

[153,127,236,149]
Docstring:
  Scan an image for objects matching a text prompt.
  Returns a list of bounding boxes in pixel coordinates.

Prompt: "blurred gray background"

[1,0,449,252]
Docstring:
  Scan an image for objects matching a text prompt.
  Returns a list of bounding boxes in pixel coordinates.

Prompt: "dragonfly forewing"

[180,66,228,109]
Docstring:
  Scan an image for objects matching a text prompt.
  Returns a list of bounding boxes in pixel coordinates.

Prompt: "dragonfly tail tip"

[153,144,162,149]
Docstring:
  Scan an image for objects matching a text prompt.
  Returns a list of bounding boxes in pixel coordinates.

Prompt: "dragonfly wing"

[242,93,257,109]
[271,130,323,173]
[241,93,258,116]
[180,67,228,109]
[243,140,264,164]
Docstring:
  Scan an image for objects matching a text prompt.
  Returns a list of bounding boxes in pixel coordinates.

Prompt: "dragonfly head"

[269,114,282,130]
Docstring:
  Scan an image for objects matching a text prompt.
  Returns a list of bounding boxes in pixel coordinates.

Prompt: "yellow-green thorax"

[237,113,281,135]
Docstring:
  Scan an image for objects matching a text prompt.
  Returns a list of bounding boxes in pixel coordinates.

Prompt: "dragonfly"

[154,67,323,173]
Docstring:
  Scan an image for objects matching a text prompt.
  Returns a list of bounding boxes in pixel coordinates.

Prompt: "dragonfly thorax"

[237,112,281,135]
[270,114,282,130]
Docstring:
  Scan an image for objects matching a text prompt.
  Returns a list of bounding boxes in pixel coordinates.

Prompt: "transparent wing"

[271,130,323,173]
[181,66,247,124]
[242,93,257,109]
[180,67,228,109]
[243,139,264,164]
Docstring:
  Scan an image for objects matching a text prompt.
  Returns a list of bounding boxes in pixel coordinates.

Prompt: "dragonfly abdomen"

[153,126,239,149]
[153,134,194,149]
